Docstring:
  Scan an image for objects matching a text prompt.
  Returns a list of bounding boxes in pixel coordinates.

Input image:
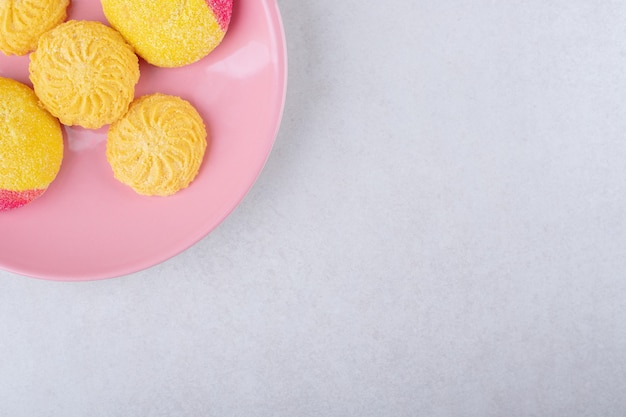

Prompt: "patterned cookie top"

[0,0,69,55]
[0,77,63,192]
[106,94,207,196]
[102,0,232,67]
[29,20,140,129]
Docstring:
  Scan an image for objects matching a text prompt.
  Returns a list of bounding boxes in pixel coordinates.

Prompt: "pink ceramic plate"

[0,0,287,280]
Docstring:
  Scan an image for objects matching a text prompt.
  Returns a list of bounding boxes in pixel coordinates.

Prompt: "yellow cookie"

[29,20,140,129]
[101,0,232,67]
[0,77,63,211]
[106,94,207,196]
[0,0,69,55]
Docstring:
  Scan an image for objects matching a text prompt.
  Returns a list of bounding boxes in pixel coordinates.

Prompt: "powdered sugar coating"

[102,0,231,67]
[0,189,45,211]
[207,0,233,32]
[0,77,63,211]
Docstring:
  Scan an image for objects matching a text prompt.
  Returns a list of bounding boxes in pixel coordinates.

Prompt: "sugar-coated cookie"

[0,0,69,55]
[101,0,233,67]
[0,77,63,211]
[29,20,140,129]
[106,94,207,196]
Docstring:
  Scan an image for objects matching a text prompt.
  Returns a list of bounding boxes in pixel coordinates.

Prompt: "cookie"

[0,77,63,211]
[29,20,140,129]
[0,0,69,55]
[101,0,233,67]
[106,94,207,196]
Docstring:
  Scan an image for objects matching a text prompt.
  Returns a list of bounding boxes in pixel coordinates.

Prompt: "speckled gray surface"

[2,1,626,415]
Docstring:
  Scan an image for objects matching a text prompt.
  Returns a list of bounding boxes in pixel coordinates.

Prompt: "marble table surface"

[1,1,626,415]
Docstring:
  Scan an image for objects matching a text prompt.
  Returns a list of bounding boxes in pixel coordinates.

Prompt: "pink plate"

[0,0,287,280]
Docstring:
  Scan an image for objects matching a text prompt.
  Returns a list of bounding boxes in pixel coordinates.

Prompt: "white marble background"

[2,0,626,415]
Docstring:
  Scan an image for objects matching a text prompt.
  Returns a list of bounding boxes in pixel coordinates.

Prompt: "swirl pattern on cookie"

[0,77,63,210]
[106,94,207,196]
[0,0,69,55]
[29,20,140,129]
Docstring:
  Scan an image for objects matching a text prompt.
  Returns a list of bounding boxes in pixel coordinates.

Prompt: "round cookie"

[0,0,69,55]
[29,20,140,129]
[106,94,207,196]
[101,0,233,68]
[0,77,63,211]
